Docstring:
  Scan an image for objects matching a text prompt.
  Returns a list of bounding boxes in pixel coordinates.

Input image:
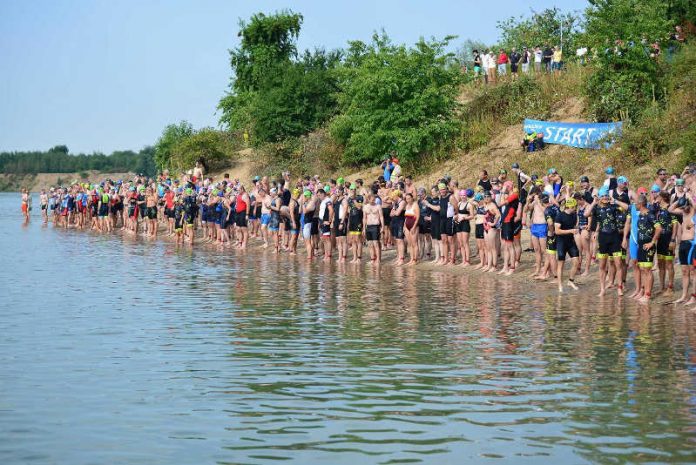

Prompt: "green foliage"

[218,11,339,144]
[153,121,194,169]
[458,65,587,153]
[455,39,490,67]
[49,145,69,154]
[497,8,582,52]
[582,0,679,123]
[230,10,302,93]
[619,43,696,166]
[330,33,463,167]
[0,147,156,176]
[585,0,671,46]
[585,45,664,122]
[170,128,235,172]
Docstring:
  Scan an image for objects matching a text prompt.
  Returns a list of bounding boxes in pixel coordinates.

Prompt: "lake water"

[1,192,695,465]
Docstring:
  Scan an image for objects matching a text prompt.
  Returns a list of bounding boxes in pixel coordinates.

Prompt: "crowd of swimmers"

[21,161,696,305]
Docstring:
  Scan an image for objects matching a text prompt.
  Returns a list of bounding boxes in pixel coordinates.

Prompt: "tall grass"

[456,65,588,154]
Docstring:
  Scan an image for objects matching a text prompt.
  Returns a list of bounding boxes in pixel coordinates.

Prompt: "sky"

[0,0,585,155]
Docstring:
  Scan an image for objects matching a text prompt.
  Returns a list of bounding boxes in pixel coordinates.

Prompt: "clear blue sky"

[0,0,585,155]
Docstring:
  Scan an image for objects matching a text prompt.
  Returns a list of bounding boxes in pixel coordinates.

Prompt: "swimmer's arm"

[396,200,406,216]
[668,202,684,215]
[413,203,420,225]
[646,223,662,249]
[621,215,631,248]
[612,198,629,210]
[465,203,476,221]
[426,200,440,211]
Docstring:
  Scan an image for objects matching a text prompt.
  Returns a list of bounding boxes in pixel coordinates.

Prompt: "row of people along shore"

[21,162,696,304]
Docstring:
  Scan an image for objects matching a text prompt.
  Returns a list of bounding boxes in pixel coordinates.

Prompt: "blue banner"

[523,119,623,149]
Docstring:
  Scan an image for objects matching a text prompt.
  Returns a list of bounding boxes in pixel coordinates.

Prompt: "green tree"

[49,145,69,154]
[330,33,463,166]
[170,128,234,172]
[497,8,583,52]
[583,0,679,122]
[455,39,490,67]
[218,11,339,144]
[585,0,671,45]
[154,121,194,169]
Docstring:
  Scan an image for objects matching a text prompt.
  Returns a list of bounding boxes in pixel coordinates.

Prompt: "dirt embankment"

[206,93,682,190]
[0,171,134,192]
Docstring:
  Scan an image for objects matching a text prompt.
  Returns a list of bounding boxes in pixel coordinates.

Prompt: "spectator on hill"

[509,48,521,78]
[521,47,530,73]
[534,46,543,72]
[497,49,509,76]
[552,46,563,74]
[473,49,482,78]
[543,45,553,72]
[576,46,588,65]
[485,49,497,84]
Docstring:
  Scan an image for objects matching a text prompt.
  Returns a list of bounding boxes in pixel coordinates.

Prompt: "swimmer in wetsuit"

[317,187,334,262]
[554,197,580,293]
[347,184,364,263]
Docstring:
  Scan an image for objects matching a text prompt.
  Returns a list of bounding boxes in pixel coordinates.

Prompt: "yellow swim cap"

[565,198,577,208]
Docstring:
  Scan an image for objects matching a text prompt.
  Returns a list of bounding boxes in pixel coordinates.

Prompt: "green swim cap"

[324,185,331,193]
[185,188,193,195]
[303,190,312,198]
[350,183,357,190]
[438,183,447,190]
[337,177,345,185]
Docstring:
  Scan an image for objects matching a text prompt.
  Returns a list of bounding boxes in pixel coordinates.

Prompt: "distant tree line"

[0,145,157,176]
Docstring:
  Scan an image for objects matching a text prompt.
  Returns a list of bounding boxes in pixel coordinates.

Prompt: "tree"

[585,0,671,46]
[170,128,234,172]
[583,0,681,122]
[218,11,339,144]
[497,7,583,52]
[330,33,463,166]
[49,145,69,154]
[154,121,194,169]
[455,39,490,67]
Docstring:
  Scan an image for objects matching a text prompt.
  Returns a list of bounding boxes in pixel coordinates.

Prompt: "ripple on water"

[1,194,696,464]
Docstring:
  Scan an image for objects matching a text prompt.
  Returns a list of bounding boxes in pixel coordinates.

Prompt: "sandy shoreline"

[49,220,688,305]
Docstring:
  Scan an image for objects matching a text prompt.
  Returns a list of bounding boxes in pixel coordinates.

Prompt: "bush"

[330,33,463,167]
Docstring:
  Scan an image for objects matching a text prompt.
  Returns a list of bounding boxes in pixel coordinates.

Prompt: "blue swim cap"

[605,167,615,175]
[617,176,628,185]
[465,188,474,198]
[651,184,661,193]
[474,193,484,201]
[598,187,609,197]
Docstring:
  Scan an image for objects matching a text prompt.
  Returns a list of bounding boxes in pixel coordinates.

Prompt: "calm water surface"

[1,192,695,465]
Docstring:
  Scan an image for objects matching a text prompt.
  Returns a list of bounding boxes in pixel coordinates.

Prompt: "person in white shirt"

[485,50,496,83]
[534,46,543,73]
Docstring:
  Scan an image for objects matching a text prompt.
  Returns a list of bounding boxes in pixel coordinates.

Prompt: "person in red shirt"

[497,49,509,76]
[164,187,175,235]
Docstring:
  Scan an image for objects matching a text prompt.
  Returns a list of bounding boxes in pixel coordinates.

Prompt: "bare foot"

[567,280,578,290]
